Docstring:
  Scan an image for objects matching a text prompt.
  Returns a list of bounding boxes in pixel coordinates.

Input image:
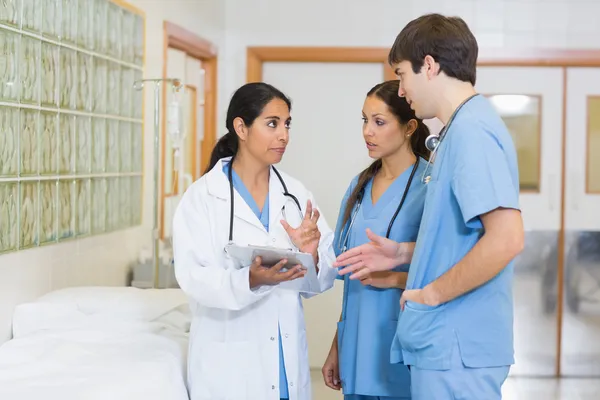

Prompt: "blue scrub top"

[393,95,521,371]
[223,163,290,399]
[333,158,427,398]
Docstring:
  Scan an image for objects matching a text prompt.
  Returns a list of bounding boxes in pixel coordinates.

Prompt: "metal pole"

[133,78,182,290]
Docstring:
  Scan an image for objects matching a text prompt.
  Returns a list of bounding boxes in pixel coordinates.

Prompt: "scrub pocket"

[397,301,452,370]
[382,319,410,384]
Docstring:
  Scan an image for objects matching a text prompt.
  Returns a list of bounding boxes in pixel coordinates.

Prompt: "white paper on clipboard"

[224,243,321,294]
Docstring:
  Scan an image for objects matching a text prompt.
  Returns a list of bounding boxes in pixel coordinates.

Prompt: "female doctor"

[172,82,338,400]
[322,80,430,400]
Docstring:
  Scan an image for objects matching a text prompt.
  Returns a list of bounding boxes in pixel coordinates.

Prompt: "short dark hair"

[388,14,478,85]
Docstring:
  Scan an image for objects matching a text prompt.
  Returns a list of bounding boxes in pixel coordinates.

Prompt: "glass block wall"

[0,0,144,253]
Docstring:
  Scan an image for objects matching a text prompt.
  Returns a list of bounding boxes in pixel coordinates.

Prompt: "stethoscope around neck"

[421,93,479,184]
[226,157,302,243]
[338,158,420,253]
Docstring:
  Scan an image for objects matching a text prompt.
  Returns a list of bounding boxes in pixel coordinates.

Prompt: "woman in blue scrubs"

[322,80,430,400]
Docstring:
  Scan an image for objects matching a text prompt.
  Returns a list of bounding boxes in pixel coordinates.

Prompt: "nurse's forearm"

[392,272,408,289]
[423,210,524,306]
[397,242,416,265]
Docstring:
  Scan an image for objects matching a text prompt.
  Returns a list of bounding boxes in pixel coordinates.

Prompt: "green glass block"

[41,43,59,107]
[92,57,107,113]
[20,181,38,248]
[0,0,20,26]
[91,178,106,234]
[59,47,77,110]
[59,115,76,174]
[106,177,119,231]
[39,180,57,244]
[107,2,122,59]
[20,109,39,176]
[133,69,143,119]
[19,35,41,105]
[93,0,107,54]
[131,176,141,225]
[107,62,120,115]
[42,0,61,39]
[61,0,78,44]
[40,112,58,175]
[132,123,142,172]
[106,119,119,173]
[134,15,144,66]
[120,68,134,117]
[75,179,90,236]
[58,180,75,240]
[121,9,133,63]
[77,0,93,49]
[76,52,92,112]
[21,0,42,33]
[0,183,18,253]
[119,121,131,172]
[92,118,106,173]
[0,28,19,102]
[0,107,19,177]
[119,177,131,227]
[75,116,91,174]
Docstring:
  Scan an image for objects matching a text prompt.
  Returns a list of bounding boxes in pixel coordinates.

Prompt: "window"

[487,94,541,192]
[0,0,144,253]
[587,97,600,193]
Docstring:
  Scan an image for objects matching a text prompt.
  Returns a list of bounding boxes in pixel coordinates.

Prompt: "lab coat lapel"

[205,158,265,230]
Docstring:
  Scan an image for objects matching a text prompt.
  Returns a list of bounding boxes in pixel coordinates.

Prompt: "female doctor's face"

[362,95,414,159]
[235,98,292,166]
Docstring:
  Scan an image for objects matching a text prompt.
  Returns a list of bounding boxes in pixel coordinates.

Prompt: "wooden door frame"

[160,21,218,239]
[246,46,600,377]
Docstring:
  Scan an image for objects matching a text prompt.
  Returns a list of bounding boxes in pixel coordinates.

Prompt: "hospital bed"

[0,287,191,400]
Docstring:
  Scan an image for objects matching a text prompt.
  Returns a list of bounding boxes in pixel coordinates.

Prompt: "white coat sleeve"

[301,190,338,299]
[172,191,274,311]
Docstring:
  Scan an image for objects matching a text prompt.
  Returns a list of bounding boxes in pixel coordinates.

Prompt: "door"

[262,61,384,368]
[562,68,600,376]
[475,67,564,376]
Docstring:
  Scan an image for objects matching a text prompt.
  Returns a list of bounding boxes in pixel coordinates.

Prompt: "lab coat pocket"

[196,341,249,400]
[397,301,451,369]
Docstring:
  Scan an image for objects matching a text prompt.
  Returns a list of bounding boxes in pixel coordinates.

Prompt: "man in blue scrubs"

[335,14,525,399]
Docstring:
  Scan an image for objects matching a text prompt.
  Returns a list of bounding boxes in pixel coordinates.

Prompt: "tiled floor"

[310,370,600,399]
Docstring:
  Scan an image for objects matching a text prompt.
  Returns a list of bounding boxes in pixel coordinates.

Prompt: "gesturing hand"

[281,199,321,256]
[249,257,306,289]
[334,228,405,280]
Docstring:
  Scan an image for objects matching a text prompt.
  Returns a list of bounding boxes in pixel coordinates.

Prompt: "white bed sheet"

[0,287,191,400]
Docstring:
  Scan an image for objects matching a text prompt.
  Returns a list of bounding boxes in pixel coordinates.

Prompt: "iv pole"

[133,78,183,289]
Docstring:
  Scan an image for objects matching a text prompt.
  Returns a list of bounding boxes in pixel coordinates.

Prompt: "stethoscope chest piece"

[425,134,440,152]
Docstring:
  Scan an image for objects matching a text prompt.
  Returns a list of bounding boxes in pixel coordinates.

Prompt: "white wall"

[0,0,226,344]
[222,0,600,105]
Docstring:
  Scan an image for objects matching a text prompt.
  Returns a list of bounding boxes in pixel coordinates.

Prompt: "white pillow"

[12,287,191,337]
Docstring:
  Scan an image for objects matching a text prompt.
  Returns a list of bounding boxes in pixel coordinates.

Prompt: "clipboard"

[224,243,321,294]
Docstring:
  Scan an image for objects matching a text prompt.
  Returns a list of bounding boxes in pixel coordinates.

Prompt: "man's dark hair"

[388,14,478,85]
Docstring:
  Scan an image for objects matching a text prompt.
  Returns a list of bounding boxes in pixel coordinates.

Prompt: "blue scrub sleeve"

[333,178,358,280]
[450,123,520,229]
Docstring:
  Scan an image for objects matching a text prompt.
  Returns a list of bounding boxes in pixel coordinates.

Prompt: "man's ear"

[423,55,440,80]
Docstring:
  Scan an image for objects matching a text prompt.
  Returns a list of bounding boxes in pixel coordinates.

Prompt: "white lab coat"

[172,157,338,400]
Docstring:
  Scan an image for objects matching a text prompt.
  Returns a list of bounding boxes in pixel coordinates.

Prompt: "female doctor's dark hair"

[341,80,431,227]
[204,82,292,174]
